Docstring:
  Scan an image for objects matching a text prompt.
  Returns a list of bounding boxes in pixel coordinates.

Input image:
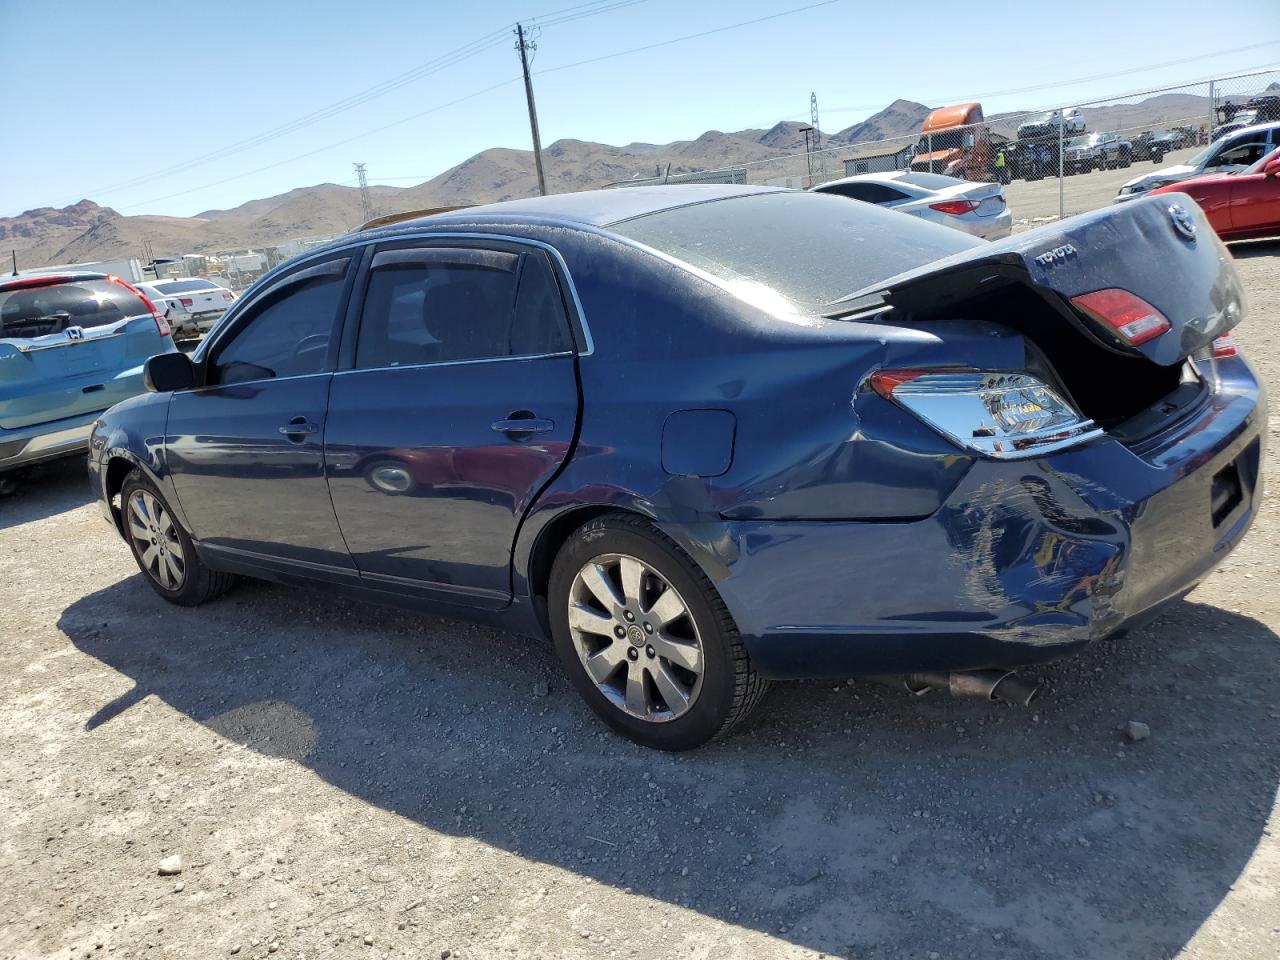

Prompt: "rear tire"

[120,471,237,606]
[548,513,769,750]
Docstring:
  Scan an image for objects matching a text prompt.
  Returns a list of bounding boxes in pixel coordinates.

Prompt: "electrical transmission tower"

[353,162,374,223]
[810,92,827,177]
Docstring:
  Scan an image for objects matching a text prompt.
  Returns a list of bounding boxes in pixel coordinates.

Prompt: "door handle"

[491,416,554,436]
[279,418,319,438]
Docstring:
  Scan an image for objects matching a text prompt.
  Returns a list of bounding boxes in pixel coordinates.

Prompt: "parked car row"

[1116,120,1280,202]
[82,185,1261,749]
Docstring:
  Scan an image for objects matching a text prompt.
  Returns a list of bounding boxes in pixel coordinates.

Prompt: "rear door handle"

[491,417,554,435]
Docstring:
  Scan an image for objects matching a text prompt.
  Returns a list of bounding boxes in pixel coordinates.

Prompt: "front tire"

[120,471,236,606]
[548,514,768,750]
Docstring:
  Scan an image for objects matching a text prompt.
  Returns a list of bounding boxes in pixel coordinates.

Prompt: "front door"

[167,256,356,575]
[324,242,580,608]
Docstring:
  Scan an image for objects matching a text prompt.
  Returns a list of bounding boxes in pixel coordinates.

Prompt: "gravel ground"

[1,240,1278,960]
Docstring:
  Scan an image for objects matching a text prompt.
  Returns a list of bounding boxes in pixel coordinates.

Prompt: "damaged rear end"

[817,193,1265,668]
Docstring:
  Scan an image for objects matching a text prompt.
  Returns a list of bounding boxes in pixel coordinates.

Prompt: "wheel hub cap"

[127,490,186,591]
[567,552,705,723]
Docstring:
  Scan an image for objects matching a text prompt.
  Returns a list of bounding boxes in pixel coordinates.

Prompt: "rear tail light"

[179,297,194,307]
[108,274,170,338]
[1212,333,1237,358]
[1070,288,1171,346]
[928,199,977,215]
[222,291,234,301]
[868,368,1102,459]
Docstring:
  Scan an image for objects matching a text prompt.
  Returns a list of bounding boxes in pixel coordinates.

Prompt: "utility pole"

[353,162,374,223]
[515,22,548,196]
[800,125,814,184]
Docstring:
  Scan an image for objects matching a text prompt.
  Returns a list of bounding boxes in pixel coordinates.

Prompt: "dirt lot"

[2,239,1278,960]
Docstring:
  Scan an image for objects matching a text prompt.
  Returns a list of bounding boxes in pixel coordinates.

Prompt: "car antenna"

[10,249,17,277]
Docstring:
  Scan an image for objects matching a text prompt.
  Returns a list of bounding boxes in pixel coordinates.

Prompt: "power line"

[116,1,842,211]
[72,0,650,204]
[534,0,840,76]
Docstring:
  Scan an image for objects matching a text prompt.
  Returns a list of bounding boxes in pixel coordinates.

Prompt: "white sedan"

[135,278,236,339]
[810,171,1013,240]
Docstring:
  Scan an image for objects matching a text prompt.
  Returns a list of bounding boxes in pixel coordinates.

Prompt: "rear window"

[609,191,979,310]
[154,279,221,294]
[0,279,151,338]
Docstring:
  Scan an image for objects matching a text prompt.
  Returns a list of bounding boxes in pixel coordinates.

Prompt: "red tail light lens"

[1070,288,1171,346]
[179,297,194,307]
[928,199,977,216]
[1212,333,1237,358]
[222,291,234,301]
[108,274,170,338]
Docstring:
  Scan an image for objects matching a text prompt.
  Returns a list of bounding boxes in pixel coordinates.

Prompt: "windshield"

[1245,146,1280,174]
[1187,141,1219,166]
[918,130,963,152]
[0,278,150,339]
[1067,136,1092,148]
[609,191,980,310]
[154,278,223,294]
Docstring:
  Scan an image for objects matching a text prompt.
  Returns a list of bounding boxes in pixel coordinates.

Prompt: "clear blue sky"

[2,0,1277,218]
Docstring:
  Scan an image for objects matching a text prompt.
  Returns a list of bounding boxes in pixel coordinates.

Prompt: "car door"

[1226,148,1280,235]
[165,254,357,576]
[320,240,581,609]
[324,240,580,608]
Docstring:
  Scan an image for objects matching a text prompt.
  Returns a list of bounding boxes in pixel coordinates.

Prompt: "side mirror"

[144,352,196,393]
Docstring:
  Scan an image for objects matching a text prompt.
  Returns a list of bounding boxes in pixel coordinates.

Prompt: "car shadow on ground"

[60,578,1279,959]
[0,458,92,531]
[1227,237,1280,259]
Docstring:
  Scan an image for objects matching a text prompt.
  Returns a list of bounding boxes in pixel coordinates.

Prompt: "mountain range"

[0,89,1242,269]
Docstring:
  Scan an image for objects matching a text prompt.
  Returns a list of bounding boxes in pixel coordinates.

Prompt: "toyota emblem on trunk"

[1168,203,1197,241]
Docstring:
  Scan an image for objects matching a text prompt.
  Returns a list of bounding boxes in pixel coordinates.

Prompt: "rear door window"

[0,278,151,338]
[821,183,910,204]
[354,246,571,369]
[209,258,349,385]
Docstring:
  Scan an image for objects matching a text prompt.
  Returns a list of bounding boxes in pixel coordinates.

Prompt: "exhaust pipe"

[901,670,1041,706]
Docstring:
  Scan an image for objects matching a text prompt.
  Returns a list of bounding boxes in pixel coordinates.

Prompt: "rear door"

[0,277,170,430]
[1227,160,1280,234]
[324,240,580,608]
[166,255,356,573]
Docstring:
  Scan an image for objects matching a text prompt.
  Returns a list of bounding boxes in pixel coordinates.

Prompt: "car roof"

[395,184,786,229]
[0,271,110,291]
[814,171,911,188]
[1220,120,1280,139]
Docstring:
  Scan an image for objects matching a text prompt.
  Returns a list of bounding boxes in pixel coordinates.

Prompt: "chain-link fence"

[654,66,1280,230]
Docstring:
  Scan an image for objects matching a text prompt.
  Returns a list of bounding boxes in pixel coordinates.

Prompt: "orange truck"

[910,103,995,181]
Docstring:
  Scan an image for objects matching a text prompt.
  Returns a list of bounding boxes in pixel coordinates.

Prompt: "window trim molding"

[197,233,594,364]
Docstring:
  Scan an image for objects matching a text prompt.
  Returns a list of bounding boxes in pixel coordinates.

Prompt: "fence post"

[927,132,933,172]
[1208,79,1216,140]
[1058,116,1064,220]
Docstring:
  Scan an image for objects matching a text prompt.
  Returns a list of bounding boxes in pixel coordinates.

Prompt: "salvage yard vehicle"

[811,171,1012,240]
[0,273,175,494]
[1064,132,1132,174]
[1149,147,1280,241]
[1116,121,1280,201]
[135,278,236,340]
[89,186,1263,750]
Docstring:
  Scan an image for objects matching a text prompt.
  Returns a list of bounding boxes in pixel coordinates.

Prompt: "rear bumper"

[0,410,99,473]
[713,357,1265,679]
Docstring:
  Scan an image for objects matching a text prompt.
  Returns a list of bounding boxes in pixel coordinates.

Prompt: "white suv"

[1115,122,1280,202]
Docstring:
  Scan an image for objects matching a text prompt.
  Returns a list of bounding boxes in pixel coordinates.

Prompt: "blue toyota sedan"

[89,186,1264,749]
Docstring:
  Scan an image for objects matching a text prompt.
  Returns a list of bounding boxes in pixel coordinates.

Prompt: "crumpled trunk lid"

[833,192,1245,368]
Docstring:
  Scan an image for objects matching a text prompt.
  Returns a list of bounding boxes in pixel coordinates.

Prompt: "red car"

[1149,146,1280,241]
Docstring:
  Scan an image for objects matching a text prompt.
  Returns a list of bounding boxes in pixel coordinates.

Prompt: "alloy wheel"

[127,490,186,590]
[567,552,705,722]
